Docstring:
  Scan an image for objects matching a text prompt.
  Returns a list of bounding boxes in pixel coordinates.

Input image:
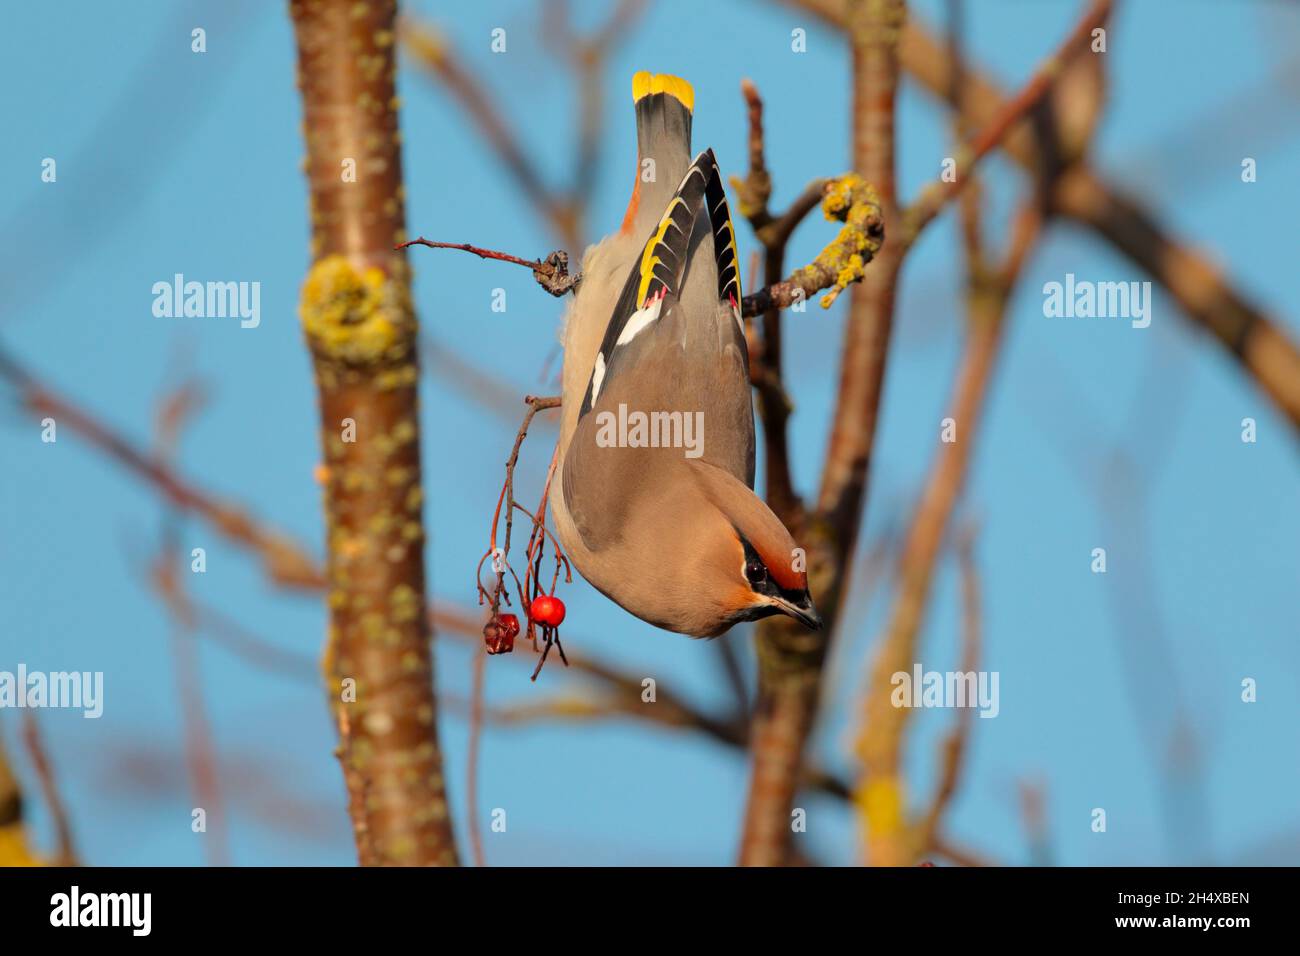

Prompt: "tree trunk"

[289,0,458,866]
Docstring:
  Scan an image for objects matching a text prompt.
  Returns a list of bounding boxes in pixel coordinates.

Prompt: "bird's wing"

[562,151,756,552]
[704,153,744,332]
[578,150,715,417]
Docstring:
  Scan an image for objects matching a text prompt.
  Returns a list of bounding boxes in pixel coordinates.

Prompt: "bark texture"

[290,0,458,866]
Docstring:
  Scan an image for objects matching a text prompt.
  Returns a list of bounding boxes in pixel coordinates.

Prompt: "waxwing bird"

[549,72,821,638]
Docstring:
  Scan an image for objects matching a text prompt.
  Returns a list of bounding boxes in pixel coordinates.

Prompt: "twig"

[738,176,885,316]
[401,18,580,249]
[739,0,907,870]
[424,335,559,427]
[477,395,562,609]
[855,198,1043,866]
[897,0,1113,251]
[399,239,579,297]
[434,613,855,802]
[151,531,230,867]
[143,373,231,867]
[913,526,982,857]
[19,714,79,866]
[467,651,487,868]
[712,633,751,730]
[893,8,1300,430]
[401,175,885,320]
[0,349,324,590]
[1018,778,1053,866]
[731,78,773,229]
[544,0,649,237]
[192,603,319,683]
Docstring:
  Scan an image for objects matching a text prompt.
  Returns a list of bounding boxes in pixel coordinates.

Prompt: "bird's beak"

[771,595,823,630]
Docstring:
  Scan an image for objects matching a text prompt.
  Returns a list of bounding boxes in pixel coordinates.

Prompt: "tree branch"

[913,526,982,858]
[399,239,580,297]
[0,348,324,590]
[290,0,457,867]
[855,197,1042,865]
[730,79,809,529]
[890,6,1300,430]
[737,0,908,869]
[738,175,886,316]
[150,532,230,867]
[19,714,79,867]
[896,0,1113,252]
[400,172,885,322]
[433,607,853,802]
[401,18,581,249]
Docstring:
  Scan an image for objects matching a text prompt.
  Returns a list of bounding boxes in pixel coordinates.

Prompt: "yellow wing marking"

[636,197,684,306]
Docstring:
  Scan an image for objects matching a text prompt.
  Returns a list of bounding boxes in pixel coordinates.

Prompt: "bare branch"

[855,199,1043,866]
[399,239,580,297]
[896,7,1300,430]
[897,0,1113,252]
[290,0,457,866]
[149,535,230,867]
[19,714,79,866]
[913,527,982,856]
[434,626,854,804]
[401,19,580,248]
[544,0,649,229]
[740,0,906,870]
[729,79,812,529]
[467,652,488,868]
[400,184,887,320]
[0,349,324,590]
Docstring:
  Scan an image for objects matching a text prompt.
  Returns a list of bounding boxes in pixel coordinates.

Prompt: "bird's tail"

[633,71,694,157]
[622,72,694,234]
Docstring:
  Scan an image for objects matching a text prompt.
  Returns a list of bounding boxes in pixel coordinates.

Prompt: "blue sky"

[1,0,1296,866]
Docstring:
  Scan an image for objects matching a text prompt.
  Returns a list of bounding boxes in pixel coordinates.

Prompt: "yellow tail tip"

[632,71,694,113]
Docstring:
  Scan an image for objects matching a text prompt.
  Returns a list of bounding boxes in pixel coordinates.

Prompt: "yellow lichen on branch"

[299,255,415,368]
[739,174,884,317]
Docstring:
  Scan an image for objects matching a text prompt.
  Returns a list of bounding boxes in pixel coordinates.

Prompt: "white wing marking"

[615,291,665,347]
[591,351,607,402]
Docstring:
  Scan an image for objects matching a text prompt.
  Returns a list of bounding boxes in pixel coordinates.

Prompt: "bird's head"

[682,460,822,637]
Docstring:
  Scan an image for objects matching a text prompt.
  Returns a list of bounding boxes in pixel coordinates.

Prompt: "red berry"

[498,613,520,638]
[529,595,554,624]
[546,596,566,626]
[529,594,566,627]
[482,617,515,654]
